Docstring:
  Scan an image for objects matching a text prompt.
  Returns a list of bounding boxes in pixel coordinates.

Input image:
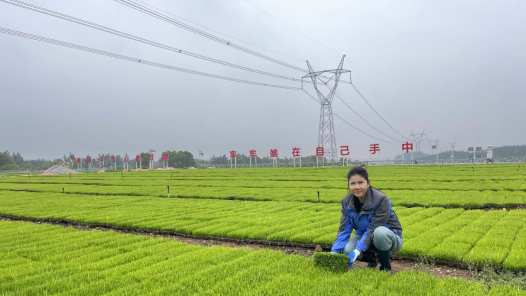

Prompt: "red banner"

[87,156,92,164]
[123,156,129,162]
[135,155,141,162]
[98,156,103,162]
[369,144,380,155]
[402,142,413,153]
[249,150,257,158]
[270,149,278,158]
[340,146,349,156]
[148,154,154,161]
[111,155,116,163]
[292,147,300,157]
[162,153,169,161]
[316,147,324,157]
[229,151,236,158]
[76,158,81,164]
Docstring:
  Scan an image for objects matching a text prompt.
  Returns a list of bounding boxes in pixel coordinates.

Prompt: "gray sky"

[1,0,525,160]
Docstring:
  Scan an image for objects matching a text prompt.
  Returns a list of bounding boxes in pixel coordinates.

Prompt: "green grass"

[1,220,525,296]
[1,164,526,206]
[1,190,526,269]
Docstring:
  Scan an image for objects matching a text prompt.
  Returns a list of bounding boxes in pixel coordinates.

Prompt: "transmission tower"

[428,138,439,155]
[409,130,426,152]
[303,56,351,162]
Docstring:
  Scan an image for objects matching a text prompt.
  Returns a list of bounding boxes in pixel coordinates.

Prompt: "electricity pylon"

[303,56,351,162]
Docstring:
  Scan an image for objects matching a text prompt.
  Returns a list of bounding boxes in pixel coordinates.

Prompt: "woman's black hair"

[346,166,370,183]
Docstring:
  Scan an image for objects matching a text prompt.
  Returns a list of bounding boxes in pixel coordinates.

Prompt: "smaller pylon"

[409,130,426,152]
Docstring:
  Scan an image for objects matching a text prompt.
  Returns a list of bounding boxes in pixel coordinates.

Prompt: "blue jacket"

[331,187,403,253]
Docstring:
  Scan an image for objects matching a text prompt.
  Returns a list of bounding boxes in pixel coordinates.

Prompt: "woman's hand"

[347,249,361,268]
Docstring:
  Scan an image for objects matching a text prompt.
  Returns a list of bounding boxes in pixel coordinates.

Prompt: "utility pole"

[448,142,456,159]
[303,56,351,163]
[148,149,155,169]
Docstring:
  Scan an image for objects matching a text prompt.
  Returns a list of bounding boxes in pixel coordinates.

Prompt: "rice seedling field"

[1,164,526,294]
[1,220,525,296]
[1,164,526,206]
[1,190,525,270]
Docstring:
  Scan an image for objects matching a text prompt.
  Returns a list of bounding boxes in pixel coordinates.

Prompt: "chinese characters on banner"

[270,149,278,167]
[123,155,129,171]
[110,155,116,171]
[135,155,141,170]
[229,150,237,168]
[98,156,104,169]
[402,142,414,161]
[369,144,380,160]
[340,146,350,166]
[292,147,301,167]
[340,146,349,156]
[162,153,169,169]
[82,142,419,171]
[316,146,324,167]
[249,150,257,167]
[148,153,154,169]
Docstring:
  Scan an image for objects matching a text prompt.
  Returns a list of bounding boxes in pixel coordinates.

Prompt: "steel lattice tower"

[303,56,351,162]
[409,130,426,152]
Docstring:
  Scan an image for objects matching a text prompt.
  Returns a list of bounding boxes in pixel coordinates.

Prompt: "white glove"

[348,249,361,263]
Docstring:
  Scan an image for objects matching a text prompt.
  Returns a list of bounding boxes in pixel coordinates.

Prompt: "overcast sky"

[1,0,525,160]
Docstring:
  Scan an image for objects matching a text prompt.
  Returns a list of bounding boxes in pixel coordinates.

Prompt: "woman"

[331,166,403,272]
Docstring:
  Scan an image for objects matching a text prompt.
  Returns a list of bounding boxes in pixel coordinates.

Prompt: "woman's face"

[348,174,369,199]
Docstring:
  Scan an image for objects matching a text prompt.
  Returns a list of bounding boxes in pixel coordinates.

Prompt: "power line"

[241,0,408,139]
[239,0,365,75]
[115,0,307,73]
[0,0,307,83]
[0,27,302,90]
[333,90,405,142]
[114,0,349,84]
[240,0,378,91]
[351,84,410,141]
[131,0,304,62]
[302,89,397,143]
[318,78,405,142]
[243,0,342,56]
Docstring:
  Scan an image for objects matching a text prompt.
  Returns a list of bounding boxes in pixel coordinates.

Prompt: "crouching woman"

[331,167,403,272]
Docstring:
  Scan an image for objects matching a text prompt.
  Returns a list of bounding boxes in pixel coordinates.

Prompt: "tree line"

[0,150,196,170]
